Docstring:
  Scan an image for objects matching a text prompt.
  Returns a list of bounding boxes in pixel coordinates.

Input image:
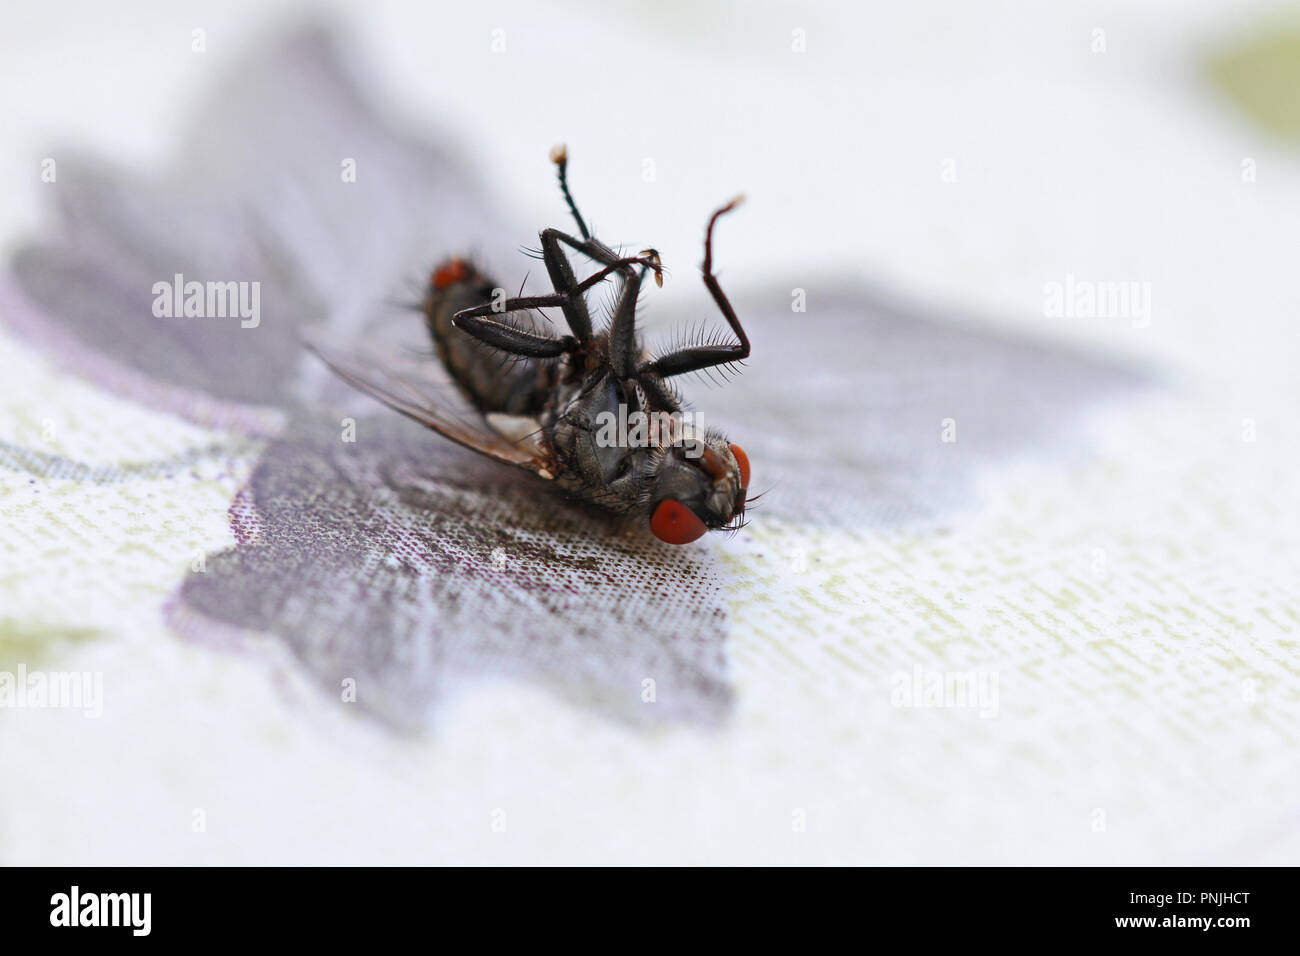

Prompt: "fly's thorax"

[548,369,652,513]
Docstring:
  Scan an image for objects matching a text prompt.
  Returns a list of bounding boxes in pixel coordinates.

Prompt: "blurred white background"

[3,0,1296,374]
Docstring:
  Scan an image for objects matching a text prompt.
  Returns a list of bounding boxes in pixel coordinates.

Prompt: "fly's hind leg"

[452,147,666,366]
[539,146,663,346]
[452,313,577,358]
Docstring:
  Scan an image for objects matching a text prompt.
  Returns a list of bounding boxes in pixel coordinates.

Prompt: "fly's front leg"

[640,198,749,380]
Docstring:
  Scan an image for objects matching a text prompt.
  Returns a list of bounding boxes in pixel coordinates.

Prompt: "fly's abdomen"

[425,258,556,416]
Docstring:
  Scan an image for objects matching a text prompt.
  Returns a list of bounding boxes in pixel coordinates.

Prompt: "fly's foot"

[637,249,664,288]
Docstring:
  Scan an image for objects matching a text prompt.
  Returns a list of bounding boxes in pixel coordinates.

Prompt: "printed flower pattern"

[1,26,1146,728]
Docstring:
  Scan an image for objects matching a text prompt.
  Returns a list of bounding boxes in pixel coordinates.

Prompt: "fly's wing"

[306,341,552,475]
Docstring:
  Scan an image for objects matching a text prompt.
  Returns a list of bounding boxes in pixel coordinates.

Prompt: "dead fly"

[316,146,753,544]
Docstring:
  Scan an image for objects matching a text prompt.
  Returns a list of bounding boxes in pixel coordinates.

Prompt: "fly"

[315,146,753,545]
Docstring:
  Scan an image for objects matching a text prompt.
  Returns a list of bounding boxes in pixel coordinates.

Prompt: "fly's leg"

[540,227,655,346]
[452,293,576,356]
[540,147,664,345]
[454,294,570,321]
[539,228,597,345]
[451,250,659,363]
[450,248,655,360]
[638,371,681,413]
[607,268,642,379]
[452,311,578,358]
[450,148,666,365]
[640,198,749,380]
[550,144,591,240]
[540,145,603,344]
[576,251,662,292]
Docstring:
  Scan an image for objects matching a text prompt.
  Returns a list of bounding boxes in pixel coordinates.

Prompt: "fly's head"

[646,431,750,545]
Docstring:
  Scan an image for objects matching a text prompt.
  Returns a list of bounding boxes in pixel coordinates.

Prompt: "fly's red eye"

[650,500,707,545]
[729,443,750,488]
[433,259,469,290]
